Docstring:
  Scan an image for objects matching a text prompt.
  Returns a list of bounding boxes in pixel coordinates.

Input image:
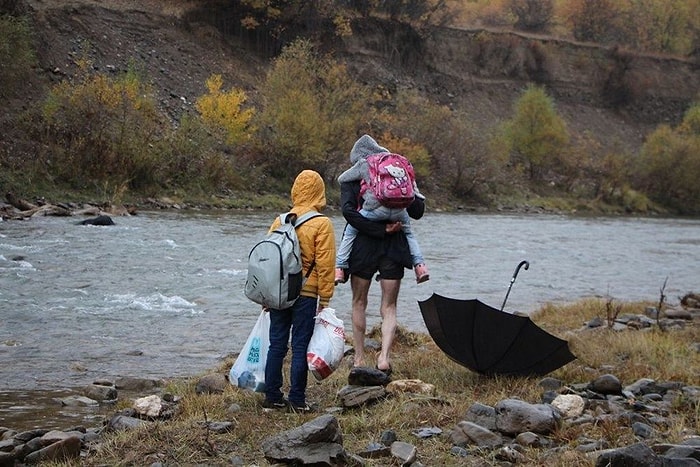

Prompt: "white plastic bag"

[307,307,345,381]
[229,310,270,392]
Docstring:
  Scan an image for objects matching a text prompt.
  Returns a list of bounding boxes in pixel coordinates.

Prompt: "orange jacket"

[268,170,336,308]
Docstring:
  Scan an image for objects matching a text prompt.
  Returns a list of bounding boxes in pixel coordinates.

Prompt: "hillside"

[4,0,699,201]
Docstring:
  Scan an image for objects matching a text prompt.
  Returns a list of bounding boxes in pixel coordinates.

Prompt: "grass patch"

[60,299,699,465]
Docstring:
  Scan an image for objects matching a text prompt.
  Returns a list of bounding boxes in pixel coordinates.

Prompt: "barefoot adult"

[339,149,425,373]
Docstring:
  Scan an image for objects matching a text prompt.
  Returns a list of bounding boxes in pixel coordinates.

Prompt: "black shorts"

[352,256,405,281]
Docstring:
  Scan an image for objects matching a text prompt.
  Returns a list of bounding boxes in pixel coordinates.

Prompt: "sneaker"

[334,267,347,285]
[262,399,289,410]
[289,402,314,413]
[414,264,430,284]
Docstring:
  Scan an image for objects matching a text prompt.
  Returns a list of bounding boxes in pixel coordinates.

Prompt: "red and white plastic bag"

[307,307,345,381]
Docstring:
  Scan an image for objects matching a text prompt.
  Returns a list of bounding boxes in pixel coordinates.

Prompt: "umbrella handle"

[500,260,530,312]
[513,260,530,280]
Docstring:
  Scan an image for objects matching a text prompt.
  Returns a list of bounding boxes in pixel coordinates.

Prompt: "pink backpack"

[362,152,416,209]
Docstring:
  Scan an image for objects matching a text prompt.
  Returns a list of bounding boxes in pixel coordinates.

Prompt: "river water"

[1,211,698,428]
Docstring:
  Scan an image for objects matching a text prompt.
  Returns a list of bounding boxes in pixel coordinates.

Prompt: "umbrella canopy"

[418,293,576,377]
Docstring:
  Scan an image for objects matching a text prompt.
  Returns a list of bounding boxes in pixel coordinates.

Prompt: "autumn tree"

[592,143,632,204]
[158,113,242,193]
[562,0,623,43]
[40,63,162,190]
[353,0,450,25]
[562,0,700,55]
[633,103,700,213]
[504,85,570,182]
[508,0,554,33]
[388,91,505,200]
[255,39,370,180]
[195,74,255,145]
[621,0,698,54]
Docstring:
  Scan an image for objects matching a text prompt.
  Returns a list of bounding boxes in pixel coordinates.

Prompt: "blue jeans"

[264,296,316,407]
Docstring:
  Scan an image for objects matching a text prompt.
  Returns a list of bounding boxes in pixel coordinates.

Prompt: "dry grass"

[69,299,698,466]
[536,299,700,382]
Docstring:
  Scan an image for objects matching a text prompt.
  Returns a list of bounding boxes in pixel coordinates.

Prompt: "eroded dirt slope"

[9,0,698,162]
[24,0,265,123]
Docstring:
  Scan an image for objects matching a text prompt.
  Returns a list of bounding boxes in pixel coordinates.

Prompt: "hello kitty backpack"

[362,152,416,209]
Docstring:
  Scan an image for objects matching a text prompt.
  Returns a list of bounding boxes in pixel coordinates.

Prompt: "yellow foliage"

[44,72,150,120]
[332,14,353,37]
[195,74,255,145]
[257,39,370,178]
[40,65,161,189]
[450,0,699,55]
[447,0,512,27]
[679,102,700,136]
[376,132,431,179]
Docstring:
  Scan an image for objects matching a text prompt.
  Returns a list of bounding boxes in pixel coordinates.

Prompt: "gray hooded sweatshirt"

[338,134,424,211]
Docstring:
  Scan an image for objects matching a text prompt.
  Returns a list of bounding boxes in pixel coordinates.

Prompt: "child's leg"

[396,210,425,266]
[336,224,358,269]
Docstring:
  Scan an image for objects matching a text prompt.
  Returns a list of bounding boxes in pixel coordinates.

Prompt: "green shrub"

[158,114,243,194]
[633,102,700,213]
[621,187,656,213]
[503,84,570,181]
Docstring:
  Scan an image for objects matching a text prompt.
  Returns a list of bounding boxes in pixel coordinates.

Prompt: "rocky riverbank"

[1,300,698,466]
[1,188,669,223]
[1,366,699,465]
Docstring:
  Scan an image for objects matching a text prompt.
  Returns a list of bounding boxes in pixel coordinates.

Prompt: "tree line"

[226,0,699,58]
[1,2,699,213]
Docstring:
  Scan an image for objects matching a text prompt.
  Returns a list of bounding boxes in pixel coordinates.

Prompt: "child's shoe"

[335,267,348,285]
[414,264,429,283]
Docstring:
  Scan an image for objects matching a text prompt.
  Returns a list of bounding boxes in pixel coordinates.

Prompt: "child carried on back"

[335,134,429,285]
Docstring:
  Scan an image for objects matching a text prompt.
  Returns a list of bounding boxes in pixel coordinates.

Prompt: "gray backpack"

[244,211,323,310]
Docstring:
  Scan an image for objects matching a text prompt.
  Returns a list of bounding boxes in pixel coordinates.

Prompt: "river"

[1,210,698,428]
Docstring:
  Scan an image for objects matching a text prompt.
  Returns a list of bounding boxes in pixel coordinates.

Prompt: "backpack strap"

[279,212,296,225]
[278,210,322,226]
[294,210,323,226]
[292,210,324,278]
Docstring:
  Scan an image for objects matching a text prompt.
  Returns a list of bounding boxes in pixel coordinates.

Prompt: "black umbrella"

[418,264,576,377]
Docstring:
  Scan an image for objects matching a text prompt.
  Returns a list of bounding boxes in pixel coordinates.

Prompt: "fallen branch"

[2,192,135,221]
[6,191,38,211]
[605,297,622,328]
[656,277,668,330]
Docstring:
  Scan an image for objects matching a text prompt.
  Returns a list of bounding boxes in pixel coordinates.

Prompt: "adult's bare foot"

[376,357,391,372]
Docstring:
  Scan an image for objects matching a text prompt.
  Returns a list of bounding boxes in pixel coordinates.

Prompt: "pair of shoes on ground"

[262,398,289,411]
[262,398,314,413]
[414,263,430,284]
[334,267,348,285]
[288,402,314,413]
